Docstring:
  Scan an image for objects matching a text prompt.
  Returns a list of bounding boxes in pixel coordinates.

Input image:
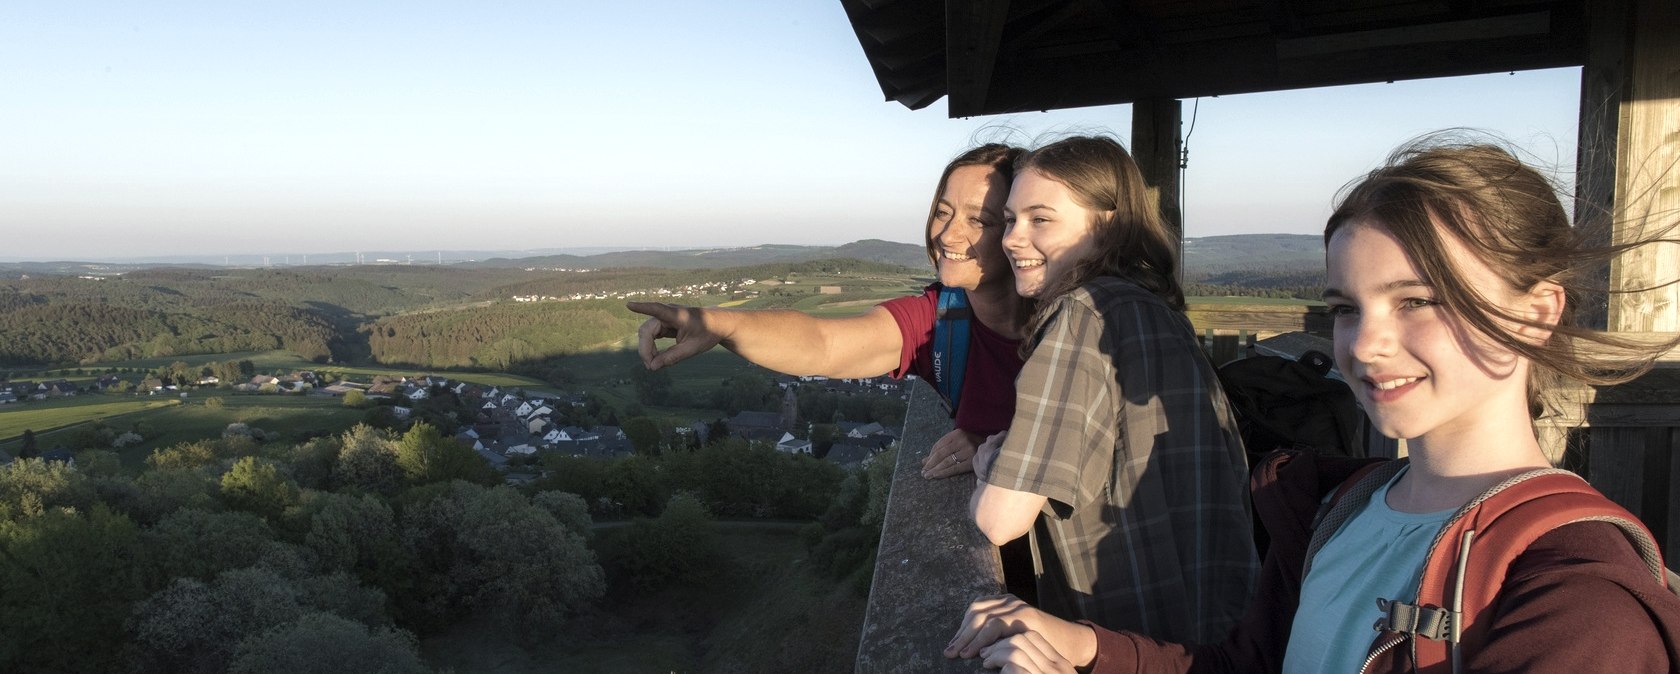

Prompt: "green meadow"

[0,390,363,470]
[0,396,181,446]
[108,394,365,469]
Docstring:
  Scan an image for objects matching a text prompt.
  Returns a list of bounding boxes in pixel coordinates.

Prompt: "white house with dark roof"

[776,432,813,455]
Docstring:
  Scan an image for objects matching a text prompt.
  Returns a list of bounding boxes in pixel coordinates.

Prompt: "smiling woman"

[629,143,1033,480]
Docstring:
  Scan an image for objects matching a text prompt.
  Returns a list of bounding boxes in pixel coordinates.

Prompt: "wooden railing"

[1184,300,1331,365]
[1540,365,1680,560]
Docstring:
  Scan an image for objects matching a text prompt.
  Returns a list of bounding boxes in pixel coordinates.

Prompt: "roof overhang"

[842,0,1589,117]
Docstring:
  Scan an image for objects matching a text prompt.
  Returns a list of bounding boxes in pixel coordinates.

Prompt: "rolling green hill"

[469,239,929,271]
[1,234,1326,369]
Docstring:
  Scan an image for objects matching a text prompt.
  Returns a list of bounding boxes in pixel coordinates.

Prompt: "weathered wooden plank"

[1666,427,1680,561]
[1582,404,1680,427]
[944,0,1008,118]
[1184,304,1333,333]
[1589,367,1680,406]
[1589,426,1650,517]
[1639,426,1672,552]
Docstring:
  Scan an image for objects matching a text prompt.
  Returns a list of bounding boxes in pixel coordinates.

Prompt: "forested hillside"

[468,239,928,270]
[0,295,338,366]
[0,234,1329,369]
[1179,234,1325,298]
[367,300,641,370]
[0,258,923,369]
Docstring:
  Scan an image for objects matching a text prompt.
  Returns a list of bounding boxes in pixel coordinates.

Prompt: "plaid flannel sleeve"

[984,295,1116,517]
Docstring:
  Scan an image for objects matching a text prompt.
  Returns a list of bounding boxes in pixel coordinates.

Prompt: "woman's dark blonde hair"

[1327,136,1680,418]
[1016,136,1185,342]
[924,143,1026,267]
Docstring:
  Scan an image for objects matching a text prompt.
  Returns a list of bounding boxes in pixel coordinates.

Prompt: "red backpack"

[1304,460,1673,674]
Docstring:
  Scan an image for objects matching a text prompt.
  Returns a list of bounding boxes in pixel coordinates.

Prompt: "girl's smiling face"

[1324,220,1541,445]
[1002,169,1100,298]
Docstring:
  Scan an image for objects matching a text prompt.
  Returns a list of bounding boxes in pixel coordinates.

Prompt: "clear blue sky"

[0,2,1582,260]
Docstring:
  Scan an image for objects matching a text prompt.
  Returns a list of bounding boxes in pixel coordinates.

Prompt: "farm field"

[0,391,364,470]
[1187,295,1321,306]
[0,396,181,446]
[106,394,365,470]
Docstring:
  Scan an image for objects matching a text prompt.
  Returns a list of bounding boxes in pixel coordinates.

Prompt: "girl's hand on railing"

[944,593,1095,668]
[978,631,1078,674]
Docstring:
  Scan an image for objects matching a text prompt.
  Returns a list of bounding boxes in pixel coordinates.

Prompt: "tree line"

[365,300,644,370]
[0,258,927,370]
[0,300,338,367]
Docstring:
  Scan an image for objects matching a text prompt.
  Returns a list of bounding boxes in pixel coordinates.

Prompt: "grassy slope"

[0,391,363,471]
[111,395,364,469]
[0,396,180,445]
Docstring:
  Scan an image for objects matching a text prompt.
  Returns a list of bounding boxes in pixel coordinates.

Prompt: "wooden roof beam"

[1261,0,1305,34]
[978,26,1584,113]
[946,0,1011,118]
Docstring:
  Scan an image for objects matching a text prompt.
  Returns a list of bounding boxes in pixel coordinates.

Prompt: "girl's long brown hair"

[1016,135,1185,345]
[1327,135,1680,418]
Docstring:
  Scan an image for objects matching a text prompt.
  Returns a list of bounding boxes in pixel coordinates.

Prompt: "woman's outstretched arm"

[629,301,902,378]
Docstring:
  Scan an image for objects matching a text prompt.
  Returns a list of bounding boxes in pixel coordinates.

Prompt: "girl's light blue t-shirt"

[1282,467,1456,674]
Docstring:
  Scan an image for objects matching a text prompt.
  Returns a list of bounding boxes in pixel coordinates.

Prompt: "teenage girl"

[966,135,1256,644]
[945,139,1680,673]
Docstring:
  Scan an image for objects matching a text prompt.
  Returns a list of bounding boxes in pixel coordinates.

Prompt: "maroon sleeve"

[878,283,1023,435]
[1466,521,1680,673]
[877,284,940,380]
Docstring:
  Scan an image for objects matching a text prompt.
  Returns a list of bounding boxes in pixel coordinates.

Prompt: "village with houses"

[509,276,826,304]
[0,363,909,481]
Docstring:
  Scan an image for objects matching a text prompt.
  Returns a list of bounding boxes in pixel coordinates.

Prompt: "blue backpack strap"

[932,287,973,411]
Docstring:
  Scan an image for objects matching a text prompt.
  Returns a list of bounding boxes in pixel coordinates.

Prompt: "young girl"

[946,140,1680,673]
[966,135,1257,644]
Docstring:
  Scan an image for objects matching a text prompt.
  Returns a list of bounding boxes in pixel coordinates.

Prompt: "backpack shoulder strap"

[931,287,972,411]
[1376,470,1667,673]
[1302,459,1405,579]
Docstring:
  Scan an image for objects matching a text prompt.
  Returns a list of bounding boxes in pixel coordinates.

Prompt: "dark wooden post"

[1131,98,1185,280]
